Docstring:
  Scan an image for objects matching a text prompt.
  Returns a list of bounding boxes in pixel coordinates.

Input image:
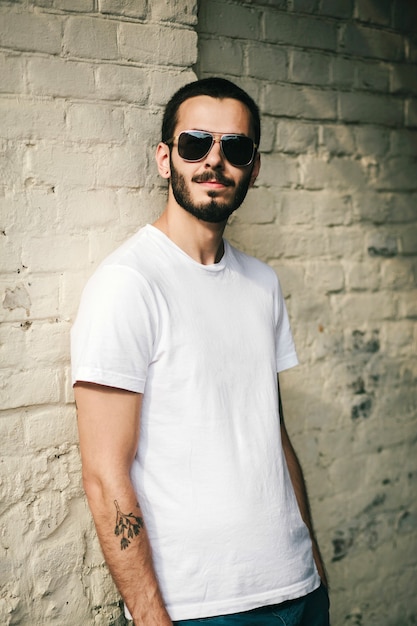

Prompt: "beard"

[169,160,253,224]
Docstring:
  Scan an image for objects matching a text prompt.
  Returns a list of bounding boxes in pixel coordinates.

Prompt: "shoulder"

[226,241,280,286]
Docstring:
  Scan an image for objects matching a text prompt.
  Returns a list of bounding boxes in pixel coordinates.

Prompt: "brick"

[263,11,337,51]
[391,63,417,95]
[398,291,417,318]
[23,274,60,320]
[25,143,97,189]
[354,126,390,156]
[375,157,417,191]
[1,321,69,369]
[150,0,197,25]
[63,16,118,61]
[198,36,243,76]
[245,223,329,260]
[268,261,305,299]
[2,283,31,321]
[355,60,390,92]
[0,368,62,409]
[249,0,286,7]
[95,64,150,104]
[0,236,23,275]
[114,188,165,231]
[290,50,330,86]
[95,144,148,189]
[390,129,417,157]
[60,270,95,319]
[24,407,78,450]
[405,98,417,127]
[247,43,287,82]
[98,0,147,18]
[338,92,403,126]
[352,191,416,224]
[330,292,397,322]
[321,124,355,155]
[124,109,161,154]
[66,103,124,143]
[381,259,417,291]
[386,193,417,223]
[198,0,259,39]
[21,234,89,272]
[355,0,391,26]
[339,24,404,61]
[279,190,315,225]
[409,38,417,64]
[263,84,337,120]
[0,99,66,141]
[0,10,62,55]
[0,412,24,456]
[0,53,25,93]
[119,22,198,67]
[320,0,353,19]
[149,69,196,107]
[345,260,380,291]
[313,191,353,226]
[259,117,276,152]
[28,57,95,99]
[290,0,319,13]
[17,185,59,235]
[392,0,417,32]
[0,141,25,190]
[306,261,345,293]
[255,153,299,188]
[42,0,94,9]
[399,225,417,254]
[330,56,356,88]
[58,189,118,230]
[367,231,398,257]
[276,120,317,153]
[233,187,276,224]
[300,155,367,190]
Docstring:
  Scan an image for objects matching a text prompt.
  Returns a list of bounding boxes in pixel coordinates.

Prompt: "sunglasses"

[166,130,257,167]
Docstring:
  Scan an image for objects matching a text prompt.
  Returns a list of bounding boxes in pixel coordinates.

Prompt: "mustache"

[192,171,234,186]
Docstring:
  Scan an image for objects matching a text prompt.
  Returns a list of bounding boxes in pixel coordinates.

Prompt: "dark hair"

[161,77,261,147]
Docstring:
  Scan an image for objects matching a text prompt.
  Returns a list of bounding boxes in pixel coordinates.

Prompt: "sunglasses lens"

[222,135,255,166]
[178,131,213,161]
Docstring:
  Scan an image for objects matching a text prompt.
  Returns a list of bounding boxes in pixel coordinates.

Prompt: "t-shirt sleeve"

[71,264,156,393]
[274,274,299,373]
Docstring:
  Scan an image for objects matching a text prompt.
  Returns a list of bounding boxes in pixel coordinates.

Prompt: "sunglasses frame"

[166,130,258,167]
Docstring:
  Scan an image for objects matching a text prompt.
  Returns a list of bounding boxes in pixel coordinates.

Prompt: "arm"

[278,377,329,589]
[75,382,172,626]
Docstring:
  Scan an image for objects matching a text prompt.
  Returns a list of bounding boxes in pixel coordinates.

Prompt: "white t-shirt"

[71,225,320,620]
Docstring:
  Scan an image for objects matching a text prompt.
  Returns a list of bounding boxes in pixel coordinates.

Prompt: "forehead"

[175,96,253,137]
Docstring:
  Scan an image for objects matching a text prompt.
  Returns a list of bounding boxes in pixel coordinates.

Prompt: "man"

[71,77,329,626]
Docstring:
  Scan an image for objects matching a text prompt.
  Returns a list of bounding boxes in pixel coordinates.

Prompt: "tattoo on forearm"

[114,500,144,550]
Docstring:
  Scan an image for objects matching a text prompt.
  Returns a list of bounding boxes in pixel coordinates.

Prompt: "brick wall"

[0,1,197,624]
[197,2,417,625]
[0,0,416,624]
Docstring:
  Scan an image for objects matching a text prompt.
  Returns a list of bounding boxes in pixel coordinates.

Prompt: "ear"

[249,152,260,187]
[156,142,171,179]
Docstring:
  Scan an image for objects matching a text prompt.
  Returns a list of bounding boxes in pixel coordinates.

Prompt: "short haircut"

[161,77,261,147]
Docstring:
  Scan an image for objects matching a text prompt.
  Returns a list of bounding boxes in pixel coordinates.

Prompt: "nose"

[204,135,224,168]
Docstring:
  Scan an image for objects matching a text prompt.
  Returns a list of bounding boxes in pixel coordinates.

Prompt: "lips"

[192,171,234,187]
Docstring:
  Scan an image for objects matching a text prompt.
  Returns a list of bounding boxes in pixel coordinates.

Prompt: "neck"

[153,201,226,265]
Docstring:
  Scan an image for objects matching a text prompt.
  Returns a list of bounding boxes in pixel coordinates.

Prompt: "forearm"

[84,477,172,625]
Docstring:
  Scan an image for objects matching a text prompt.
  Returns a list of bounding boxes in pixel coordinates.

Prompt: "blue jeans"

[173,584,330,626]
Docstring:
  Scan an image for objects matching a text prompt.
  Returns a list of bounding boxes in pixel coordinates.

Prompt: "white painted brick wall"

[0,2,197,624]
[1,0,416,625]
[198,2,417,626]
